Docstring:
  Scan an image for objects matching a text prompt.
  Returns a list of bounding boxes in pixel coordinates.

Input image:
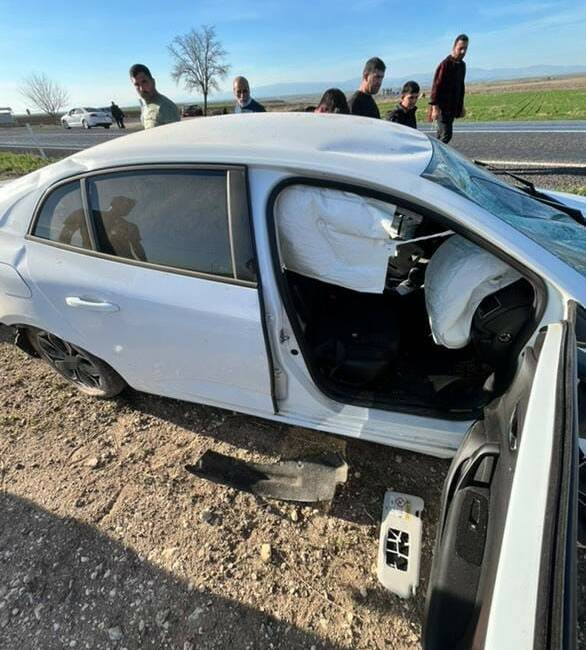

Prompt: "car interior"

[272,183,538,417]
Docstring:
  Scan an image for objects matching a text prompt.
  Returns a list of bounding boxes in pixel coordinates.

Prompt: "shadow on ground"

[0,493,344,650]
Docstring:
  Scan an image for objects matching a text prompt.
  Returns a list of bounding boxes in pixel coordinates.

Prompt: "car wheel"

[82,119,90,129]
[104,125,110,129]
[29,329,126,398]
[62,121,70,129]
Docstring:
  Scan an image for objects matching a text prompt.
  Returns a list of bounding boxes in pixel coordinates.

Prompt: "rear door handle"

[65,296,120,312]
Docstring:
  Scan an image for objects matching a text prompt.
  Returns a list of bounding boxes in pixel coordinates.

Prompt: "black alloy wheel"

[32,330,126,398]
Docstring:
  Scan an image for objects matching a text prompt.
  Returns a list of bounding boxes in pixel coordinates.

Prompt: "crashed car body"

[0,113,583,648]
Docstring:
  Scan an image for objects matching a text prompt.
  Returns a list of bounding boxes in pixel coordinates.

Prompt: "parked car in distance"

[61,107,112,129]
[181,104,203,117]
[0,113,583,649]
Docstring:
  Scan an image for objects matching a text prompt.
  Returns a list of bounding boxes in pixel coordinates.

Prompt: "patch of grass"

[378,89,586,121]
[0,152,58,177]
[572,187,586,196]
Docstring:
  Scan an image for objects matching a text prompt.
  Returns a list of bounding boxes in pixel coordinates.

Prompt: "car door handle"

[65,296,120,312]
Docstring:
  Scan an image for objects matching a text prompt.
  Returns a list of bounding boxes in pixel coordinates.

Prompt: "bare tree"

[168,25,230,116]
[19,73,69,119]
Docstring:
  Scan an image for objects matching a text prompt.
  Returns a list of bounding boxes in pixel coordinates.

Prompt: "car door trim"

[533,310,577,650]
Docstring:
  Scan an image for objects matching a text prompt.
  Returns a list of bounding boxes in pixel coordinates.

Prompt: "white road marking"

[478,159,586,169]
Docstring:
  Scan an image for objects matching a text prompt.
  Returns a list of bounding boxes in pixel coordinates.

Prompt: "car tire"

[28,329,126,398]
[62,121,70,129]
[104,125,110,129]
[82,120,90,129]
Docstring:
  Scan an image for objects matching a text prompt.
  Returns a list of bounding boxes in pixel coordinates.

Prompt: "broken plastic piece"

[377,490,424,598]
[186,450,348,503]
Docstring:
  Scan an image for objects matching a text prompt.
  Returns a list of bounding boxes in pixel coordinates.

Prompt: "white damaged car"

[0,113,584,648]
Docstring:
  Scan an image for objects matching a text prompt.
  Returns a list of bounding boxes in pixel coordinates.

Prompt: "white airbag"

[275,185,396,293]
[425,235,521,349]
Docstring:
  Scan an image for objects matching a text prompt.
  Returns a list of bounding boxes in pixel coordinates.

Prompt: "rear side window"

[33,181,91,250]
[86,170,233,277]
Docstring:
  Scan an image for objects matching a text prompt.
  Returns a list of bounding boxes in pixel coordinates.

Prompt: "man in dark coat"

[428,34,469,143]
[233,77,266,113]
[110,101,125,129]
[349,57,386,119]
[386,81,420,129]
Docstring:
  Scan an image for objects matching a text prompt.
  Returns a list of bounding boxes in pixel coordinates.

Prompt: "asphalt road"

[1,121,585,168]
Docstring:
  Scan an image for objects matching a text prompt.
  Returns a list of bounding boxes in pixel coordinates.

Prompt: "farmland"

[0,152,59,177]
[377,88,586,122]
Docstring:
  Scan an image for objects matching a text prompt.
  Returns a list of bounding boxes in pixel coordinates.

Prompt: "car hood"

[538,187,586,218]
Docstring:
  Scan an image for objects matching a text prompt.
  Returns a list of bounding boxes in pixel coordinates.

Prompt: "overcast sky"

[1,0,585,112]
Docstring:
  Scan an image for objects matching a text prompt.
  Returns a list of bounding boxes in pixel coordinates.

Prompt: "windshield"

[422,139,586,277]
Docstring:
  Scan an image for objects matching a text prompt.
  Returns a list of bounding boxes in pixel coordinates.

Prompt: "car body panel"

[22,238,274,413]
[0,115,584,459]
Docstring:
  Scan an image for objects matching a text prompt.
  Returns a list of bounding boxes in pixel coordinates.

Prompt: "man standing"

[110,101,125,129]
[233,77,266,113]
[428,34,469,143]
[348,57,386,119]
[129,64,180,130]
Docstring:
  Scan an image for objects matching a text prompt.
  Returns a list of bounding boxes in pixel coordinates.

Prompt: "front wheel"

[62,121,70,129]
[82,120,90,129]
[29,329,126,398]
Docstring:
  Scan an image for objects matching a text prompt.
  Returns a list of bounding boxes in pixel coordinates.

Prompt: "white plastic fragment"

[377,490,424,599]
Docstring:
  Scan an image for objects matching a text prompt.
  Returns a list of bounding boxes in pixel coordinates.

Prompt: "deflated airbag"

[425,236,521,349]
[276,185,396,293]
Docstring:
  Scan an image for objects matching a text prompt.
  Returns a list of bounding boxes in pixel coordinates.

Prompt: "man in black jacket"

[386,81,420,129]
[428,34,469,143]
[349,57,386,119]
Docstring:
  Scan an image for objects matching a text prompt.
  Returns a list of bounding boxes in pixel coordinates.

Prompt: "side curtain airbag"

[275,185,396,293]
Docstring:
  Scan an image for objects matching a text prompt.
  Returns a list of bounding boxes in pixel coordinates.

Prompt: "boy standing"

[386,81,420,129]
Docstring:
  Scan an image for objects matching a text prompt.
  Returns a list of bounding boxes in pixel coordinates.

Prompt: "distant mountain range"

[238,64,586,100]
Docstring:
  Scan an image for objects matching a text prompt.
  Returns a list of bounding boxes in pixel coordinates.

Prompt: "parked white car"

[61,107,112,129]
[0,113,583,648]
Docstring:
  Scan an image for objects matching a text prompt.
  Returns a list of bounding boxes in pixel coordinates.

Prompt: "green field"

[0,152,58,177]
[378,89,586,122]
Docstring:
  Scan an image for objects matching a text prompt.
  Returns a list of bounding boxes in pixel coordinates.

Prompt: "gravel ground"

[0,324,452,650]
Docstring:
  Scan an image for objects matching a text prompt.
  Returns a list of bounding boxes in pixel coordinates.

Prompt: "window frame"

[27,163,257,288]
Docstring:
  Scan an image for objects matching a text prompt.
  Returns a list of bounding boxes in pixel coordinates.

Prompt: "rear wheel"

[104,124,110,129]
[29,329,126,398]
[82,119,90,129]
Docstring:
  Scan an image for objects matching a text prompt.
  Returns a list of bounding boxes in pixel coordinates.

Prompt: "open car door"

[424,314,578,650]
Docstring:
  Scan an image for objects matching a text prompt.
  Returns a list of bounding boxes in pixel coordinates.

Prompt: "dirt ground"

[465,74,586,94]
[0,324,454,650]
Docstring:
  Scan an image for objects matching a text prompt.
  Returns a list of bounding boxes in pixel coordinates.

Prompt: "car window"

[33,181,92,250]
[86,170,234,278]
[422,139,586,277]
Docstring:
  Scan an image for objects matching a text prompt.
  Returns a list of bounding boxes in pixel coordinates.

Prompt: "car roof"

[68,112,433,179]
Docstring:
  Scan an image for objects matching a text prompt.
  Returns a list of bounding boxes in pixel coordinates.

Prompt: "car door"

[424,316,578,650]
[25,165,274,415]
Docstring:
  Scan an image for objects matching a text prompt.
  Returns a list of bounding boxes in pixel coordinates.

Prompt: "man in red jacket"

[428,34,469,143]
